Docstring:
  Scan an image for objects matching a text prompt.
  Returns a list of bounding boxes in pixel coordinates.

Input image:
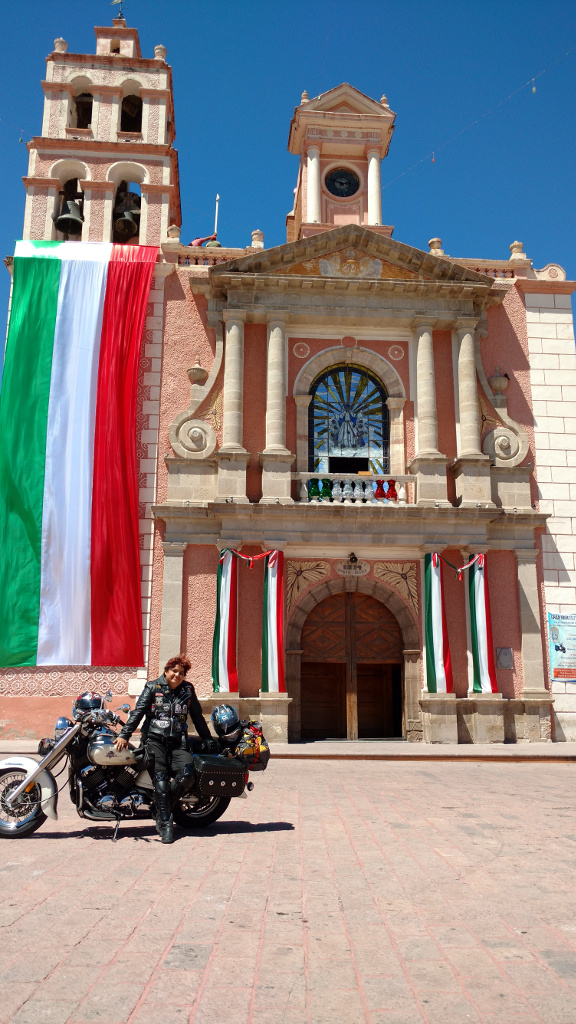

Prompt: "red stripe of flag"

[90,245,157,666]
[227,553,239,691]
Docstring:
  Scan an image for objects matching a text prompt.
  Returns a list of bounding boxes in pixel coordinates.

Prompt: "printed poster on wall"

[548,613,576,683]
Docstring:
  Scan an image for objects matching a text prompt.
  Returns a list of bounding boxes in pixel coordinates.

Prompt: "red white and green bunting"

[0,240,157,667]
[468,554,498,693]
[424,553,453,693]
[211,548,286,694]
[262,550,286,693]
[211,549,239,693]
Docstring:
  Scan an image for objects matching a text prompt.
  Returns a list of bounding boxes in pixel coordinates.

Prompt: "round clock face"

[325,167,360,198]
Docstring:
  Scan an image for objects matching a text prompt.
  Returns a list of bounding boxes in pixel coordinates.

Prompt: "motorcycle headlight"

[54,716,74,740]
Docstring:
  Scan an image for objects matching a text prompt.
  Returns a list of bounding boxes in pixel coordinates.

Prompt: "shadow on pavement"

[31,820,295,841]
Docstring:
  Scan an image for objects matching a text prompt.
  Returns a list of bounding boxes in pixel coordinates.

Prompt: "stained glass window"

[308,365,390,474]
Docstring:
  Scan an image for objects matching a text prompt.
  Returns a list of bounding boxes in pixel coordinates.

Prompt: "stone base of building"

[0,693,554,745]
[419,693,553,744]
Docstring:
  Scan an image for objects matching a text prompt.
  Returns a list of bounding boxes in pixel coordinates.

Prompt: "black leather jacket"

[119,676,211,744]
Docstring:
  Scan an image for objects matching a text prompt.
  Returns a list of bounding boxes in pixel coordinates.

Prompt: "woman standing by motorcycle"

[114,656,216,843]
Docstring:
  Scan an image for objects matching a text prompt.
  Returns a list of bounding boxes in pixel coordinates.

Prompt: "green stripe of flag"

[211,555,223,692]
[424,553,437,692]
[261,556,270,693]
[468,561,482,692]
[0,255,61,665]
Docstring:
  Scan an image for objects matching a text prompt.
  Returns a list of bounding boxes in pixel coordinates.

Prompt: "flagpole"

[214,194,220,237]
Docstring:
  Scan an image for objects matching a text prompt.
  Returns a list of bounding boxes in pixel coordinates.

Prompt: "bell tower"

[286,83,396,242]
[23,17,180,245]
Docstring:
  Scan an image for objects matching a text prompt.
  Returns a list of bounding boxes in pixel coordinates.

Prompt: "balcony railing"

[292,472,411,505]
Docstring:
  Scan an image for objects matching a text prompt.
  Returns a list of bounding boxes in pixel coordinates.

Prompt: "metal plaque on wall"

[335,560,370,577]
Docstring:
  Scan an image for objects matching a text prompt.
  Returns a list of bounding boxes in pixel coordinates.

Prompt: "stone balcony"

[293,472,411,505]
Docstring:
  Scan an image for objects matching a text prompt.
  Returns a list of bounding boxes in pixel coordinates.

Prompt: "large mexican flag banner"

[0,241,157,667]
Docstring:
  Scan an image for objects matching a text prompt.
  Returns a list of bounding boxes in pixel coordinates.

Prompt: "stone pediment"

[302,83,391,117]
[275,246,428,282]
[209,225,495,291]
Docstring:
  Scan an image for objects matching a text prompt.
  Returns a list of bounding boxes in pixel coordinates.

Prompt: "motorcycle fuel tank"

[87,734,138,766]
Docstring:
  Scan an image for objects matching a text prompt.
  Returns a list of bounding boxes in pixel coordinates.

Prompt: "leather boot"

[160,816,174,844]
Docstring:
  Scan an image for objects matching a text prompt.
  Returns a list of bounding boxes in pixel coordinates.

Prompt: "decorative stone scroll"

[475,330,529,468]
[168,318,223,460]
[374,561,418,615]
[169,415,217,459]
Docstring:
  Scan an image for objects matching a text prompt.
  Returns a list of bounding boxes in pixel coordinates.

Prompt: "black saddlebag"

[192,753,246,798]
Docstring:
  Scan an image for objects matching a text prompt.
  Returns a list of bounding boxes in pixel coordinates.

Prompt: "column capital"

[306,143,320,156]
[222,308,247,324]
[294,394,313,408]
[515,548,539,564]
[162,541,187,555]
[266,311,289,327]
[412,315,436,332]
[386,396,406,412]
[366,147,381,159]
[454,316,479,334]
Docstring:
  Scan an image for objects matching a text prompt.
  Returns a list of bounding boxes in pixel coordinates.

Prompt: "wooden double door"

[300,592,403,740]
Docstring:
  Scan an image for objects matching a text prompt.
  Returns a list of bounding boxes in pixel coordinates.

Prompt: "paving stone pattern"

[1,761,576,1023]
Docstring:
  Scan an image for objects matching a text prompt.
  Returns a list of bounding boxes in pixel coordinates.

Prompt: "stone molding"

[293,344,405,399]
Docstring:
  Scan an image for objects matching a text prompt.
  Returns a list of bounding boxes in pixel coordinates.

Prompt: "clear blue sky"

[1,0,575,318]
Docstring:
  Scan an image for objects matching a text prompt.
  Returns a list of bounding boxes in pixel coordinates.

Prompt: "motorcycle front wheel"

[0,769,47,838]
[173,795,231,829]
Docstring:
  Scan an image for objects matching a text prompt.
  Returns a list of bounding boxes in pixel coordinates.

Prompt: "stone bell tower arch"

[286,83,396,242]
[23,16,180,246]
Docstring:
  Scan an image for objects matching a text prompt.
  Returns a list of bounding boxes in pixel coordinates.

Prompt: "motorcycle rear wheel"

[0,769,47,838]
[173,795,231,829]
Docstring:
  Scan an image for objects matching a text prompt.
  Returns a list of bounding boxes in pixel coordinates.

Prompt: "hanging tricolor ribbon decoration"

[424,553,453,693]
[211,548,286,693]
[0,240,157,667]
[212,549,239,693]
[468,554,498,693]
[262,549,286,693]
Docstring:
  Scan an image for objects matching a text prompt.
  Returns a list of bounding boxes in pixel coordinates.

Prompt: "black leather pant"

[146,737,194,822]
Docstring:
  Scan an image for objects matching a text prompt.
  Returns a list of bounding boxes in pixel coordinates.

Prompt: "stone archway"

[285,575,421,742]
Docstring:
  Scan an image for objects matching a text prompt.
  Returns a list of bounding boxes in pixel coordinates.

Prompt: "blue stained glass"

[308,365,390,474]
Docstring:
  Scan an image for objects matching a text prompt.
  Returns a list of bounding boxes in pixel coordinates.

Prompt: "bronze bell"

[113,190,141,240]
[54,199,84,236]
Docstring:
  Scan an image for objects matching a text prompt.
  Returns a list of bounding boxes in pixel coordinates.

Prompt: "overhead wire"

[381,43,576,191]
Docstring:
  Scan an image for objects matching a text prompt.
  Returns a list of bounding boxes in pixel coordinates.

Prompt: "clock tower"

[286,83,396,242]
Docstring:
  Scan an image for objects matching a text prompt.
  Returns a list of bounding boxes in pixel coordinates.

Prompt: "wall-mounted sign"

[548,613,576,683]
[335,559,370,577]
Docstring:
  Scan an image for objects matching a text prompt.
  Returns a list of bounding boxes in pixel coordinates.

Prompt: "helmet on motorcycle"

[211,704,242,743]
[72,692,103,721]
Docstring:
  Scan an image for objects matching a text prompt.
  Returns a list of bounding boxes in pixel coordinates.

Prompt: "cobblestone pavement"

[1,760,576,1024]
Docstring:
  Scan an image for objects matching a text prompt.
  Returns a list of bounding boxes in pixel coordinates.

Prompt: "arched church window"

[308,364,389,475]
[74,93,93,130]
[120,94,143,133]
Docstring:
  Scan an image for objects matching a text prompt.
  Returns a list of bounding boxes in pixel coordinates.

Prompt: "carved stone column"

[260,314,294,503]
[367,149,382,226]
[408,317,449,506]
[217,309,249,502]
[306,146,321,223]
[516,549,552,741]
[452,317,493,506]
[158,541,187,671]
[386,397,406,476]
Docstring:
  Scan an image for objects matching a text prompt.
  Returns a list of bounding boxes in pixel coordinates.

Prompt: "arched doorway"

[300,592,403,739]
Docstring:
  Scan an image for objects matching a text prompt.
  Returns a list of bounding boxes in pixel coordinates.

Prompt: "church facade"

[2,18,576,744]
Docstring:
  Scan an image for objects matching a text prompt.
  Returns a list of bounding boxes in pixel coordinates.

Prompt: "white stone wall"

[527,291,576,738]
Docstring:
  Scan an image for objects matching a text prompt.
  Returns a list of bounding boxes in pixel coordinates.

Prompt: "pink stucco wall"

[442,549,468,696]
[156,271,216,505]
[487,549,523,696]
[182,545,218,697]
[237,546,266,697]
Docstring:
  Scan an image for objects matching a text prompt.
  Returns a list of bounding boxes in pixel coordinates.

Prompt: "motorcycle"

[0,690,253,840]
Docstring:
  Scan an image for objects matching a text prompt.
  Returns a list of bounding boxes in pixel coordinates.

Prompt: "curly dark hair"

[163,655,191,675]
